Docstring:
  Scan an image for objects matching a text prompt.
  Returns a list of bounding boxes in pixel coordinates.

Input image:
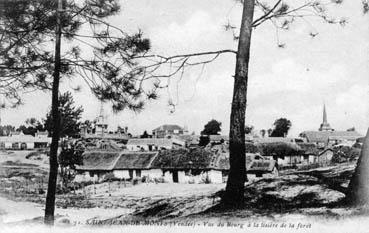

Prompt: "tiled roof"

[254,137,300,143]
[152,124,184,132]
[300,131,362,143]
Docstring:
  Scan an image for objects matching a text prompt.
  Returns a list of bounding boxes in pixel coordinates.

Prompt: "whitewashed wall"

[141,169,162,179]
[113,170,131,179]
[207,170,223,183]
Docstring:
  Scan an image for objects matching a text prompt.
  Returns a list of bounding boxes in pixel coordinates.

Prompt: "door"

[172,171,178,183]
[21,143,27,150]
[129,170,134,179]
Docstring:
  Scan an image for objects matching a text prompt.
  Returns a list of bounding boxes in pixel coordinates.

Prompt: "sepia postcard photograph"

[0,0,368,232]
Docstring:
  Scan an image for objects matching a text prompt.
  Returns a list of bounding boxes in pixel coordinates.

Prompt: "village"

[0,0,368,232]
[0,102,363,185]
[0,99,365,229]
[0,101,363,213]
[70,102,362,185]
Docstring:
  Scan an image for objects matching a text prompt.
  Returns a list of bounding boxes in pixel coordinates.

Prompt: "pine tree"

[0,0,155,224]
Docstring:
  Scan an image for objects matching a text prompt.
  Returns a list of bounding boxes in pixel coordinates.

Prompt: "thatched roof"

[152,148,213,169]
[114,152,158,170]
[77,147,278,173]
[77,151,159,171]
[152,148,272,172]
[297,142,318,155]
[77,151,121,171]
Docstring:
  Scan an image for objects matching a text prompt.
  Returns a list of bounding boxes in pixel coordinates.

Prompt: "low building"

[317,148,334,166]
[75,151,121,182]
[126,138,185,151]
[256,141,303,167]
[298,142,319,164]
[74,147,279,184]
[152,148,219,183]
[153,149,278,184]
[0,130,51,150]
[75,151,162,182]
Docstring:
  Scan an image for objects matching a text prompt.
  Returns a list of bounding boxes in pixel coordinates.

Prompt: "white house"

[75,150,163,182]
[0,131,51,150]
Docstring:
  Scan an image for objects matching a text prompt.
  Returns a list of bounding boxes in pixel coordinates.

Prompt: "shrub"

[200,174,211,184]
[102,172,115,182]
[132,177,141,185]
[154,177,165,183]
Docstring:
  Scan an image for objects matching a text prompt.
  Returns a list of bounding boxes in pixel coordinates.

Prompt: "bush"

[332,146,361,164]
[26,151,42,159]
[200,174,211,184]
[102,172,115,182]
[154,177,165,183]
[132,177,141,185]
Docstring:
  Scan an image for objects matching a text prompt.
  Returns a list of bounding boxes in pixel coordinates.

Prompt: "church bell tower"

[319,103,334,131]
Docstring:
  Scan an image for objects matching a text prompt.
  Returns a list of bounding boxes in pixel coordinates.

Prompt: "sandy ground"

[84,182,225,198]
[0,150,49,169]
[0,196,132,224]
[2,150,369,233]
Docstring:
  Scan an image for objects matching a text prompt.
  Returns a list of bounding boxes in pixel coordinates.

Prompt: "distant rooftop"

[152,124,184,132]
[300,130,362,143]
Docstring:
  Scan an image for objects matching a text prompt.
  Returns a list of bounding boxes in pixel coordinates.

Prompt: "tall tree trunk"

[44,0,62,225]
[346,128,369,205]
[223,0,255,206]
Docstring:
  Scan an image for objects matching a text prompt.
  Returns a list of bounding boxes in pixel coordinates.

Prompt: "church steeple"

[323,103,328,124]
[319,103,333,131]
[95,100,108,137]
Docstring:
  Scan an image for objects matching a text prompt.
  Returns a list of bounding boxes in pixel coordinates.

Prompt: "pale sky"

[1,0,368,137]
